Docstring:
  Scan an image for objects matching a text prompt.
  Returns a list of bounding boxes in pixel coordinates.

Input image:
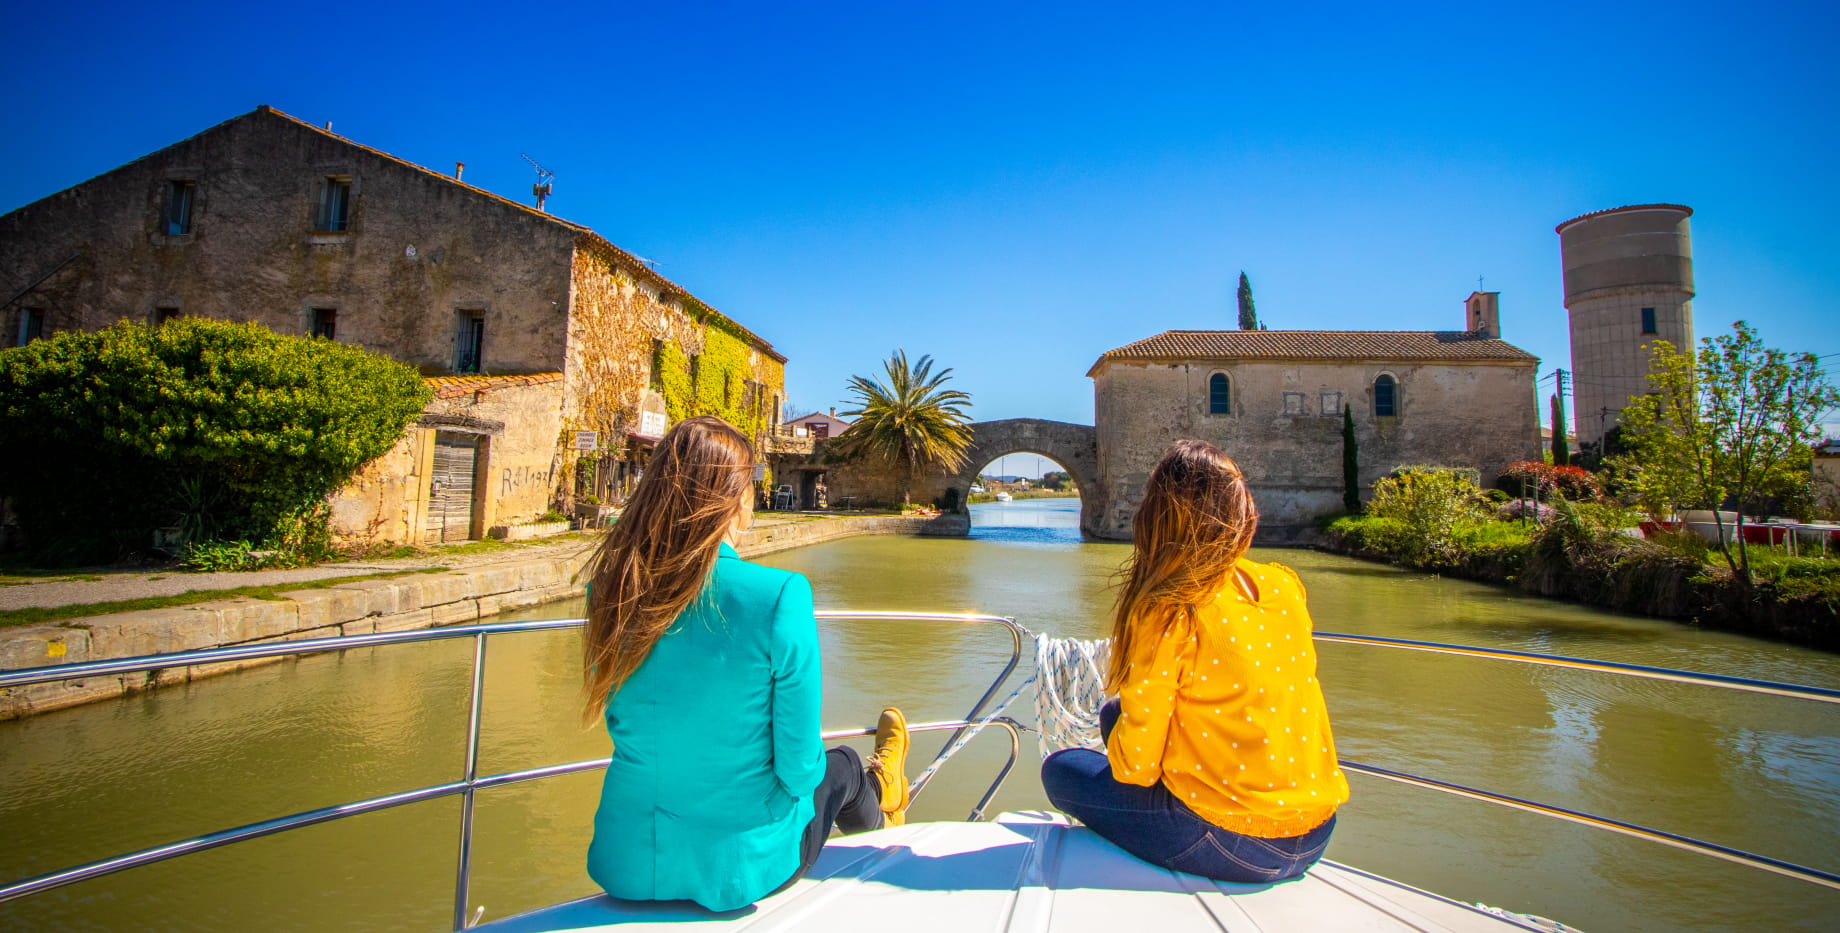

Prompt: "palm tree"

[835,350,974,506]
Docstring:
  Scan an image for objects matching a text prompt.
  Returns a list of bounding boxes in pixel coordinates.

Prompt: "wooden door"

[426,432,480,542]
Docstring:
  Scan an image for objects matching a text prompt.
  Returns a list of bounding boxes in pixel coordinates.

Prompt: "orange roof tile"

[425,372,563,399]
[1089,330,1538,376]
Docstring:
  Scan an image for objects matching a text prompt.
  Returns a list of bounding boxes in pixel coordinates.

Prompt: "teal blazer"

[586,542,826,911]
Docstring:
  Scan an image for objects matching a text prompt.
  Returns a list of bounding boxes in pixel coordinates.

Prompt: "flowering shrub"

[1499,461,1602,501]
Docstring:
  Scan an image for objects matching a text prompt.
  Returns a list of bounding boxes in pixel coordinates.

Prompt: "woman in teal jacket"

[581,416,910,911]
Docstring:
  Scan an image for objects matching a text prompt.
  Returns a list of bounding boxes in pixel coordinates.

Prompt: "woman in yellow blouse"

[1041,439,1349,882]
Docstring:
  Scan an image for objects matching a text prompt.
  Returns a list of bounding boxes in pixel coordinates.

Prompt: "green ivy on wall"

[652,312,771,445]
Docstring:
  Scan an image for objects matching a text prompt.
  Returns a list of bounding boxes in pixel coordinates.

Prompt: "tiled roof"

[1089,330,1538,375]
[255,107,785,363]
[426,372,563,399]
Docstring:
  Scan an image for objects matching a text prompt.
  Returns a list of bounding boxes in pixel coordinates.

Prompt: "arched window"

[1208,372,1231,415]
[1373,374,1397,417]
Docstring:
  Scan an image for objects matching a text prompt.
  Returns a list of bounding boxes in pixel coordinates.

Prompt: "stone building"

[1814,440,1840,520]
[1558,204,1696,452]
[1088,292,1540,542]
[0,106,785,545]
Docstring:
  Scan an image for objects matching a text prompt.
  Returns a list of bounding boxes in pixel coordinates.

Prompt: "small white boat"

[994,492,1014,502]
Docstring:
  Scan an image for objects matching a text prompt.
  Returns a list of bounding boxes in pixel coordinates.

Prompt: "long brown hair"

[1106,439,1259,691]
[581,416,756,719]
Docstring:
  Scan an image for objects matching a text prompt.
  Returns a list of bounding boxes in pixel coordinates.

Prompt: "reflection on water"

[1,497,1837,932]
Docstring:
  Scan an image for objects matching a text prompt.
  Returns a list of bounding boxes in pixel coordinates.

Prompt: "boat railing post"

[911,616,1023,801]
[965,718,1023,822]
[453,631,488,931]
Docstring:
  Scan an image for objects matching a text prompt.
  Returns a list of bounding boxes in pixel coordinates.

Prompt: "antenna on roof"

[630,254,660,270]
[520,153,555,212]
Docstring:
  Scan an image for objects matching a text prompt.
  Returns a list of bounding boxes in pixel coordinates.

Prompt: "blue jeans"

[1040,700,1335,884]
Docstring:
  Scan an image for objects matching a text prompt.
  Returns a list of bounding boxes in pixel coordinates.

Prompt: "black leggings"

[771,745,884,894]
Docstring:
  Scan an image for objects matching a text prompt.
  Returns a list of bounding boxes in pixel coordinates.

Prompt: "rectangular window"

[1640,307,1657,335]
[455,310,485,373]
[317,177,352,232]
[154,307,181,326]
[810,422,829,439]
[16,309,45,346]
[165,180,195,235]
[1320,391,1342,417]
[1283,392,1307,416]
[311,308,337,340]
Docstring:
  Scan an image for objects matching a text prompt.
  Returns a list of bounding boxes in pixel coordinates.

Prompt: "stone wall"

[1815,453,1840,518]
[1093,358,1539,543]
[0,107,578,372]
[740,512,967,556]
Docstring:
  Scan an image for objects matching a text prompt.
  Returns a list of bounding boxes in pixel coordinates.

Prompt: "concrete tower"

[1557,204,1695,451]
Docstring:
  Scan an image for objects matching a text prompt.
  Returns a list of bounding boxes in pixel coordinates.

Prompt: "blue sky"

[4,1,1837,464]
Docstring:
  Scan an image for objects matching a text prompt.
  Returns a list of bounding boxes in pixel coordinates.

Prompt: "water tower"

[1556,204,1695,452]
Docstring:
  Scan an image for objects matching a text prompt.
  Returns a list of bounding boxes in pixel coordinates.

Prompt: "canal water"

[2,498,1837,932]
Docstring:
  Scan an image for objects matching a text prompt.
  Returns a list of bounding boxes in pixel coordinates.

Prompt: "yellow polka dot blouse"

[1105,558,1349,838]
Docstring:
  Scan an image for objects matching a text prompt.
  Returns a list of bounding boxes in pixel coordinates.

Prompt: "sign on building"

[640,411,667,437]
[571,431,598,451]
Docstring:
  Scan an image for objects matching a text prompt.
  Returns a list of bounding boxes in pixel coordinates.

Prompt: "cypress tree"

[1342,404,1362,513]
[1550,393,1570,466]
[1237,271,1258,330]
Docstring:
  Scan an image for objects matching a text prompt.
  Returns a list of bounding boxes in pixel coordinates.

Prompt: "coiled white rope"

[906,632,1115,794]
[1031,634,1111,759]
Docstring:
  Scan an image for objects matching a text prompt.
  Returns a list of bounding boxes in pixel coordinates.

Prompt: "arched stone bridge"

[940,419,1102,537]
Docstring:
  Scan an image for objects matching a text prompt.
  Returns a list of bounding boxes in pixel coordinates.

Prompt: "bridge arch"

[944,419,1101,537]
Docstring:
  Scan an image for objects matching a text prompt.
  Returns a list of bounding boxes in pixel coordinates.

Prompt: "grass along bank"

[1321,487,1840,650]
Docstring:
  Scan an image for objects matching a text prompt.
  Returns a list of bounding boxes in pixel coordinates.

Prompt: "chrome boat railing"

[0,611,1031,931]
[1,614,1837,932]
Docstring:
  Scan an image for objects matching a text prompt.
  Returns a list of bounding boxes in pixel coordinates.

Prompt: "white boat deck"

[474,812,1562,932]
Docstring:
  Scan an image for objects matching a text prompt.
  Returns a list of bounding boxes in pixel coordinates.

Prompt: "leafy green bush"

[0,319,429,564]
[1367,468,1486,568]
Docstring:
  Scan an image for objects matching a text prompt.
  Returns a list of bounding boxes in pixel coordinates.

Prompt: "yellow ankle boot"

[866,707,911,826]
